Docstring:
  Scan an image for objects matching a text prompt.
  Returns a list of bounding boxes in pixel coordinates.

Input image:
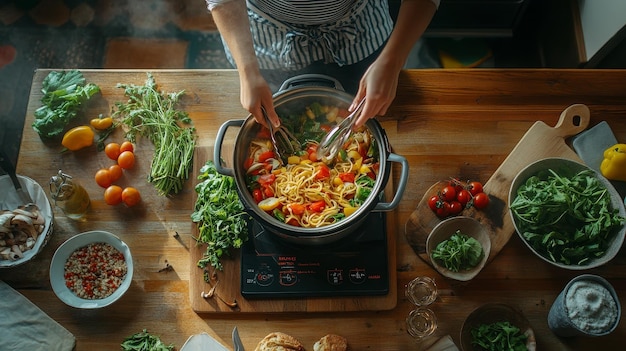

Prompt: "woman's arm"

[209,0,280,126]
[353,0,438,128]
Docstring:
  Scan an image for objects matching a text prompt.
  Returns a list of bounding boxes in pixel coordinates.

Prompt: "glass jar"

[49,170,90,220]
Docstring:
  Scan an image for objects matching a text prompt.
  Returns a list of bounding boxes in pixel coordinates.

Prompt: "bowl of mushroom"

[0,175,54,268]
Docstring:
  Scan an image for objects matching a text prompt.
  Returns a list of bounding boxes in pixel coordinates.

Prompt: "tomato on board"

[440,185,456,202]
[117,151,135,169]
[108,164,123,182]
[472,192,490,209]
[436,201,450,218]
[104,143,121,161]
[449,201,463,215]
[119,141,134,153]
[468,181,484,196]
[104,185,123,205]
[121,187,141,207]
[428,195,440,211]
[456,189,472,207]
[94,169,113,188]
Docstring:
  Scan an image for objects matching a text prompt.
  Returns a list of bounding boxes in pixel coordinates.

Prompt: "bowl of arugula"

[460,303,536,351]
[509,157,626,270]
[427,216,491,281]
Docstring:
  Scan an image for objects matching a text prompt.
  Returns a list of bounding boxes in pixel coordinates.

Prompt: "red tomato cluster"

[428,178,490,218]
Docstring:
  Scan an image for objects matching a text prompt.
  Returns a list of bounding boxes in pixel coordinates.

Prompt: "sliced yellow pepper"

[600,143,626,181]
[61,125,94,151]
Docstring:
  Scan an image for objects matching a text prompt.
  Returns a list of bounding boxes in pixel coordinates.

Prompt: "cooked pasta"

[244,102,380,228]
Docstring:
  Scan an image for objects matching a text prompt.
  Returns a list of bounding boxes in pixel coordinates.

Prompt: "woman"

[206,0,439,128]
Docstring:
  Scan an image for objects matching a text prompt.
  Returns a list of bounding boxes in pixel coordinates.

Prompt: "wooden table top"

[2,68,626,350]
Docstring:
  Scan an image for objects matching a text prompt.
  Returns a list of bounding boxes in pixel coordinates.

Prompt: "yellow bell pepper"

[601,143,626,181]
[61,125,95,151]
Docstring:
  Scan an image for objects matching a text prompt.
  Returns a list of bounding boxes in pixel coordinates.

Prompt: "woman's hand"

[351,59,401,129]
[239,72,280,127]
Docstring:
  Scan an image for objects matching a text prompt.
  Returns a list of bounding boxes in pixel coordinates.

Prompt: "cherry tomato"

[456,189,472,207]
[258,174,276,186]
[468,181,484,196]
[450,178,464,193]
[94,169,113,188]
[117,151,135,169]
[258,150,275,163]
[121,187,141,207]
[435,201,450,218]
[428,195,440,211]
[252,189,264,203]
[108,164,123,182]
[119,141,134,153]
[449,200,463,215]
[473,192,490,209]
[338,172,355,183]
[285,203,306,215]
[440,185,457,202]
[104,143,121,160]
[308,200,326,213]
[244,157,254,170]
[104,185,123,205]
[315,164,330,180]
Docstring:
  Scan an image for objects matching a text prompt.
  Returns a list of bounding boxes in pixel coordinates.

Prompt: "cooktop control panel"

[240,213,389,298]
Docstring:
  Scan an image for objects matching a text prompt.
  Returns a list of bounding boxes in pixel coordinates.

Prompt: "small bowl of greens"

[509,157,626,270]
[460,303,536,351]
[427,216,491,281]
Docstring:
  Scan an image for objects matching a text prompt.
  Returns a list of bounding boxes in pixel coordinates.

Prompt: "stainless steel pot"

[214,75,409,245]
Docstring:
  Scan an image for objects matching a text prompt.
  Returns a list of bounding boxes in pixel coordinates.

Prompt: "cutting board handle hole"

[572,115,582,126]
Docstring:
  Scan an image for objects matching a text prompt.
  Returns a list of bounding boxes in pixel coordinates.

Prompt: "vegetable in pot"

[601,143,626,181]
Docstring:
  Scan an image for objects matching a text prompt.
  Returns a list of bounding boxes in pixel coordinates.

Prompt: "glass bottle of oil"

[49,170,90,220]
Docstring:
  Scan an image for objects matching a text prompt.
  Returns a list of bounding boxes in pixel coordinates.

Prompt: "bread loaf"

[313,334,348,351]
[254,332,305,351]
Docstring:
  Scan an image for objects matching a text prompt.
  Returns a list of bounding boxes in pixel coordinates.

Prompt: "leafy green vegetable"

[112,73,195,196]
[191,160,249,271]
[431,230,484,272]
[32,70,100,138]
[471,321,528,351]
[121,329,174,351]
[510,168,624,265]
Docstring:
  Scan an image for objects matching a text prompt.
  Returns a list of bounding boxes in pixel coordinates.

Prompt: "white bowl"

[426,216,491,281]
[0,174,54,268]
[509,157,626,270]
[50,230,133,308]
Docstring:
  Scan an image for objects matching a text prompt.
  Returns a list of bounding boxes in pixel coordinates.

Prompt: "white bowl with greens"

[427,216,491,281]
[509,157,626,270]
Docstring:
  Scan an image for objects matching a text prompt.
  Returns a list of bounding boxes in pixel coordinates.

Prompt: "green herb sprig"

[431,230,484,272]
[510,168,624,265]
[112,73,195,196]
[191,161,249,271]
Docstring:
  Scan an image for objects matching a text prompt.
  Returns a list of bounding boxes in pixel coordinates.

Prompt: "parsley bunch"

[471,322,528,351]
[431,230,484,272]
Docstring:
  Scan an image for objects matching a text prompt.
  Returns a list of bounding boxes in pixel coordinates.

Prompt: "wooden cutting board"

[405,104,591,266]
[189,146,398,313]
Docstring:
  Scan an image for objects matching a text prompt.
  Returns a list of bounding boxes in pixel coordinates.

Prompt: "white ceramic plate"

[49,230,133,309]
[0,174,54,268]
[180,333,229,351]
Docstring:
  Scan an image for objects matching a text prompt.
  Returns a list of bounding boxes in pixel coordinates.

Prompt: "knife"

[232,326,245,351]
[0,150,33,205]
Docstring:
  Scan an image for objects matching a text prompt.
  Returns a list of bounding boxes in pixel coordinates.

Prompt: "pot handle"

[374,153,409,212]
[277,74,345,93]
[213,119,244,177]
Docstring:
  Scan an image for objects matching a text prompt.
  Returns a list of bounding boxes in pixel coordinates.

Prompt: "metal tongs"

[317,98,366,162]
[262,107,299,163]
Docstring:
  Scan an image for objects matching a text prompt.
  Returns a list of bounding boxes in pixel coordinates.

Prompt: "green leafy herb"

[471,321,528,351]
[191,160,249,271]
[32,70,100,138]
[510,168,624,265]
[431,230,484,272]
[121,329,174,351]
[112,73,196,196]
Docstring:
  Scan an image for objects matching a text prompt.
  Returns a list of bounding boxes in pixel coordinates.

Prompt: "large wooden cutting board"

[405,104,591,265]
[189,146,398,313]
